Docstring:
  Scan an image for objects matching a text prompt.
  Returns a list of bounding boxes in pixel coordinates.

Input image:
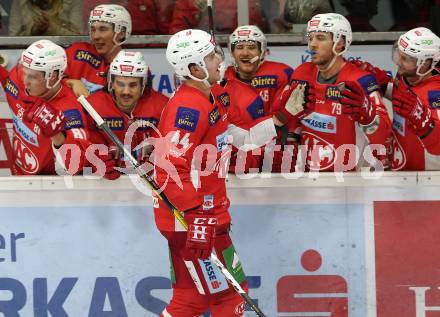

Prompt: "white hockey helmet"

[229,25,267,59]
[108,50,149,92]
[396,27,440,76]
[166,29,216,83]
[20,39,67,89]
[307,13,352,55]
[89,4,132,45]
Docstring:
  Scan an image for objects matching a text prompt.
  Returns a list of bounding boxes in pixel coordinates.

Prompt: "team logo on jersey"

[12,114,39,146]
[301,131,336,171]
[136,117,159,130]
[208,106,221,126]
[325,86,341,100]
[74,50,102,69]
[13,136,39,174]
[251,75,277,89]
[247,97,265,120]
[203,195,214,210]
[302,112,337,134]
[5,78,19,100]
[391,132,406,171]
[358,74,380,94]
[101,117,125,130]
[217,92,230,107]
[392,112,405,136]
[175,107,199,132]
[63,109,84,129]
[428,90,440,108]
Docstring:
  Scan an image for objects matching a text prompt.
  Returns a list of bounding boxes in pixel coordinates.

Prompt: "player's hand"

[66,79,90,98]
[393,88,433,137]
[275,82,315,120]
[339,81,377,125]
[350,59,391,94]
[99,151,120,180]
[23,96,66,138]
[184,211,216,259]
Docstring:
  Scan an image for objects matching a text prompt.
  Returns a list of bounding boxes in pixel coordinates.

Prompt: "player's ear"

[335,38,346,54]
[188,63,201,77]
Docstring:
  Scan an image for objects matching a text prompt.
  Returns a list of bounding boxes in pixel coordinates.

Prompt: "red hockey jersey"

[85,88,168,164]
[64,42,109,94]
[391,74,440,170]
[2,65,89,175]
[225,60,293,114]
[153,84,231,232]
[211,78,275,173]
[292,62,391,172]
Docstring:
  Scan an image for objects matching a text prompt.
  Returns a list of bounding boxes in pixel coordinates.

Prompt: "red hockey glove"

[184,211,217,259]
[339,81,377,125]
[23,96,65,138]
[351,59,392,94]
[99,151,120,180]
[393,88,434,137]
[275,82,316,120]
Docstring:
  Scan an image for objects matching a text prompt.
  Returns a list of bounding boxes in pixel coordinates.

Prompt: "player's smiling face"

[232,41,261,79]
[307,32,335,66]
[112,76,143,114]
[204,51,222,84]
[90,22,117,57]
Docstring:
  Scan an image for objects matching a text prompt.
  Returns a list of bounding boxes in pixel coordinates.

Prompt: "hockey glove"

[23,96,65,138]
[184,211,217,259]
[393,88,434,137]
[99,151,120,180]
[339,81,377,125]
[275,82,315,120]
[351,59,391,95]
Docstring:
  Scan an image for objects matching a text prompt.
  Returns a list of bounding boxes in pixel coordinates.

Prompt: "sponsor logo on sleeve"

[251,75,277,89]
[208,106,221,126]
[302,112,337,134]
[12,114,39,146]
[216,131,230,151]
[174,107,200,132]
[246,97,265,120]
[217,92,230,107]
[428,90,440,109]
[325,86,341,101]
[80,78,104,94]
[63,109,84,129]
[392,112,405,137]
[358,74,380,94]
[74,50,102,69]
[5,78,19,100]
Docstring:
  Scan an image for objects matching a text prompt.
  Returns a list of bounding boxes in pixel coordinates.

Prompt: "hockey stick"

[77,95,267,317]
[207,0,215,41]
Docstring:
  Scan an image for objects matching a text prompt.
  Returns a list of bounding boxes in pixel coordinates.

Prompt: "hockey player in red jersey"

[154,29,247,317]
[0,40,118,178]
[280,13,391,172]
[85,50,168,171]
[390,27,440,170]
[64,4,132,97]
[225,25,296,172]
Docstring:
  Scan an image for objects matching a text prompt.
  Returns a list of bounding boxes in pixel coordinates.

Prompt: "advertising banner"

[1,178,439,316]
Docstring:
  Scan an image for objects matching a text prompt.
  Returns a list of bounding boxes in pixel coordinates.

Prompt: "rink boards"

[1,174,440,317]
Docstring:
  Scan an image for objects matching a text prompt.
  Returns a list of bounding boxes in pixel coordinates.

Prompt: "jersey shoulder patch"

[174,106,200,132]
